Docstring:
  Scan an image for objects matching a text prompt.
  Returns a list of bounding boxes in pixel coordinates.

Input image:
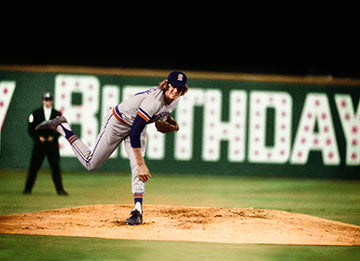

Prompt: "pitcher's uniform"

[64,87,179,194]
[36,71,188,225]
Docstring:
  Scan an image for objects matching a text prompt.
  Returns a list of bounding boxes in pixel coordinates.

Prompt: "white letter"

[248,91,292,163]
[174,88,204,160]
[291,93,340,165]
[0,81,16,154]
[202,89,247,162]
[335,94,360,165]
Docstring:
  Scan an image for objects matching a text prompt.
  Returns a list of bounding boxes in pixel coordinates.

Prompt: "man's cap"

[42,92,53,100]
[168,71,188,89]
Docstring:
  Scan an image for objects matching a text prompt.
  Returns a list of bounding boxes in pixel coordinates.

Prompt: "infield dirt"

[0,204,359,245]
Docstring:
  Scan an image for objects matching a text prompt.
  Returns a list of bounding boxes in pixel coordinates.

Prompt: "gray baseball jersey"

[116,87,180,125]
[62,87,181,194]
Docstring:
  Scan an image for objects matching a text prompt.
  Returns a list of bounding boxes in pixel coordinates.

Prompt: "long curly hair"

[158,79,188,96]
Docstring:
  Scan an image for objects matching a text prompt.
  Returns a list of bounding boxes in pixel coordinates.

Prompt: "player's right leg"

[36,111,129,171]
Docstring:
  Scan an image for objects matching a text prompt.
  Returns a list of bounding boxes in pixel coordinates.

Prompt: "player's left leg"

[123,130,147,225]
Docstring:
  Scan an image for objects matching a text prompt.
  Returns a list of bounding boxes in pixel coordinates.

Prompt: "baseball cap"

[42,92,53,101]
[168,71,188,89]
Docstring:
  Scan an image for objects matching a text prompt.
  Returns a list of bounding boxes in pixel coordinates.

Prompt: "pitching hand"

[138,164,151,182]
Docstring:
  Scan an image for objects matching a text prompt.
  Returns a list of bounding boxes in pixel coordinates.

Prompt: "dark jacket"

[28,107,61,143]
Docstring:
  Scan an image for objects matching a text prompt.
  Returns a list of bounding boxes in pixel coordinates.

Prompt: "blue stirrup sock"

[134,193,144,214]
[59,124,78,145]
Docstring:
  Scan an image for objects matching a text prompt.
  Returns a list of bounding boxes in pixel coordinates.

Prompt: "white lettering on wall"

[291,93,340,165]
[335,94,360,165]
[175,88,204,160]
[0,81,16,154]
[45,74,356,167]
[202,89,247,162]
[248,91,292,163]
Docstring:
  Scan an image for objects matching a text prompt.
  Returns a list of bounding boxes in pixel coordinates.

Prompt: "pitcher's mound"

[1,204,359,245]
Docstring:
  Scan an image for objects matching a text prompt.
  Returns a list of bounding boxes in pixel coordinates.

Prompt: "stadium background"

[1,9,360,260]
[0,66,359,179]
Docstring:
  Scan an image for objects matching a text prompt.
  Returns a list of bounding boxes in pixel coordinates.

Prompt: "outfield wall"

[0,65,359,178]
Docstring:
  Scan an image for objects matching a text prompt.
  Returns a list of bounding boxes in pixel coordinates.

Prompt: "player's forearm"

[133,147,151,182]
[132,148,146,166]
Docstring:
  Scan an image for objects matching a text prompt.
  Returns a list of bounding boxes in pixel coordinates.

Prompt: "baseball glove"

[155,116,179,133]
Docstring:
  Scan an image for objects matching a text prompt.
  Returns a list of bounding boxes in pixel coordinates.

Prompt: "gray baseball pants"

[68,109,146,194]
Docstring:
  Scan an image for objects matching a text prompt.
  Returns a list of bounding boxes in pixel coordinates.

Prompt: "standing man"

[23,92,68,195]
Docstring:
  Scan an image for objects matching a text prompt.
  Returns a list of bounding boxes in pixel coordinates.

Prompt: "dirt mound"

[1,204,359,245]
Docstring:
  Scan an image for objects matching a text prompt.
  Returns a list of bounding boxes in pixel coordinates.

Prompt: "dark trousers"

[25,142,65,193]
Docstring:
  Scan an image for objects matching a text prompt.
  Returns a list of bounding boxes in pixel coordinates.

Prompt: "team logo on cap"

[177,74,184,81]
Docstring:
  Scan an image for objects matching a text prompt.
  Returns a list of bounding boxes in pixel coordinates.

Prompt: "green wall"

[0,67,359,178]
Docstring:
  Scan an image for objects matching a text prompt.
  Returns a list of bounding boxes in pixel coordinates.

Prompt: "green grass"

[1,169,360,260]
[1,234,360,261]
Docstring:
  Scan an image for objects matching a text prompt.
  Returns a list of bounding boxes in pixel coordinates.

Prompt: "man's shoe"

[57,190,69,196]
[23,189,31,195]
[35,116,67,131]
[125,210,143,225]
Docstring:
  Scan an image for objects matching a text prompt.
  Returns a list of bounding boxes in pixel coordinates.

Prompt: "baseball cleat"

[35,116,67,131]
[125,210,143,225]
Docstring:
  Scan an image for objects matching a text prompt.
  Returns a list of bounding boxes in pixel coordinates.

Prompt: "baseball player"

[36,71,188,225]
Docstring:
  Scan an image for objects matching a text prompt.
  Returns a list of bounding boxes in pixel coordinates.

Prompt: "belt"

[112,107,131,126]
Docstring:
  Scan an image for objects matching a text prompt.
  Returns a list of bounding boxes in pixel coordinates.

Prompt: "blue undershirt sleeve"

[130,114,148,148]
